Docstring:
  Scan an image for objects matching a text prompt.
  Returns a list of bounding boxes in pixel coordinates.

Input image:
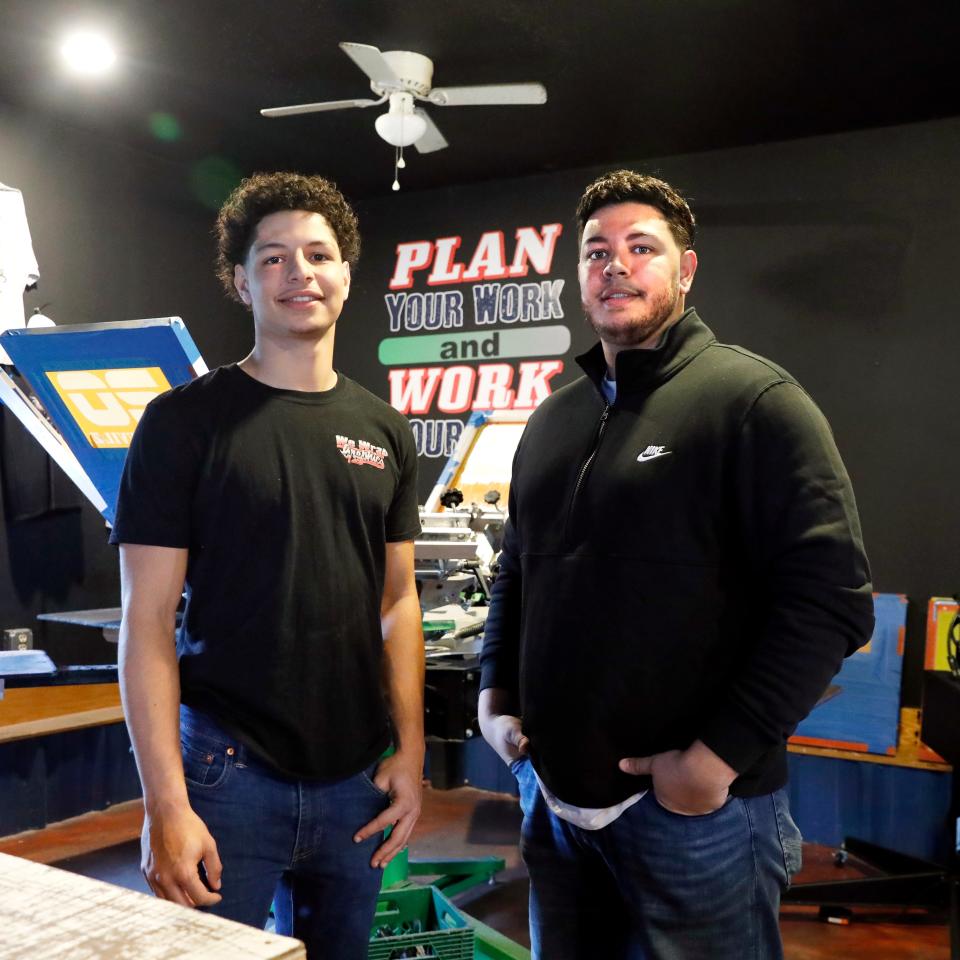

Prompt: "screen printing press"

[414,412,527,784]
[0,316,205,656]
[0,318,205,718]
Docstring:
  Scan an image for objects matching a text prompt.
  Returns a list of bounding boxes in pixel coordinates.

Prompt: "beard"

[583,278,681,348]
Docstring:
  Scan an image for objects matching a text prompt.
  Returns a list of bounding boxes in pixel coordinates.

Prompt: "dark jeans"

[512,756,802,960]
[180,705,389,960]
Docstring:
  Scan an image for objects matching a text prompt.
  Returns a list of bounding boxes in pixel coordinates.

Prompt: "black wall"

[0,106,250,663]
[1,108,956,700]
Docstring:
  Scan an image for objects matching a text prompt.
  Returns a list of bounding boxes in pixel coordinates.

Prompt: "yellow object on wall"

[925,597,958,672]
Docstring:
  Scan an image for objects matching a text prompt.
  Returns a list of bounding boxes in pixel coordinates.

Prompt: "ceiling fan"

[260,42,547,189]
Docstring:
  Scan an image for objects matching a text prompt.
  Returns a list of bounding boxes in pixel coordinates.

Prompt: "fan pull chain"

[392,147,400,191]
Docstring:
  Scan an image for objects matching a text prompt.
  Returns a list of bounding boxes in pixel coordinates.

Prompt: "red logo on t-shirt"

[336,434,388,470]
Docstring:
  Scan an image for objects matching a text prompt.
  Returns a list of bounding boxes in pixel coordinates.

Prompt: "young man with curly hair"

[112,172,424,958]
[479,170,874,959]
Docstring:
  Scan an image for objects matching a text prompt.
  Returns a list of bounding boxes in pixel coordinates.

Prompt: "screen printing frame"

[423,409,529,514]
[0,318,206,525]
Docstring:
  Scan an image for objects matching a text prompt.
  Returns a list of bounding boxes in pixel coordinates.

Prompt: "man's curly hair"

[575,170,696,251]
[215,172,360,302]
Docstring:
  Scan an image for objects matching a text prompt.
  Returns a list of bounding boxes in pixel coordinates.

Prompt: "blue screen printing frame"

[791,593,908,755]
[0,318,206,525]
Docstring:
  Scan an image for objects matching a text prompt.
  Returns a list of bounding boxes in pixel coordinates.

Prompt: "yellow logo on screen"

[47,367,172,448]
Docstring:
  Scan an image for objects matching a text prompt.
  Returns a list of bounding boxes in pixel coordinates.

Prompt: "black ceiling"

[2,0,958,201]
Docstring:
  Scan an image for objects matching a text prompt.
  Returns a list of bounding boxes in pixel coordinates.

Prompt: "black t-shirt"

[110,365,422,780]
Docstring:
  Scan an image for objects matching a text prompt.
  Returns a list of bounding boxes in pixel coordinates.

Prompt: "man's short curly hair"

[215,171,360,302]
[575,170,696,251]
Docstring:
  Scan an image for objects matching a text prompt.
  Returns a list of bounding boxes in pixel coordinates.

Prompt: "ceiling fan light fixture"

[375,92,427,147]
[260,42,546,172]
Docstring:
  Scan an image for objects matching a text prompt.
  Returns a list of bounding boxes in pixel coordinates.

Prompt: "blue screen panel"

[0,319,204,525]
[792,593,908,755]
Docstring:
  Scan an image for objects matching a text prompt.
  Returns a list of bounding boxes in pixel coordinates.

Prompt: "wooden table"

[0,852,305,959]
[0,682,123,744]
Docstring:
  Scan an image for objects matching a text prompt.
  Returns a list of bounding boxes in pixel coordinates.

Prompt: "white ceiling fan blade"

[260,98,381,118]
[339,42,400,87]
[413,109,448,153]
[428,83,547,107]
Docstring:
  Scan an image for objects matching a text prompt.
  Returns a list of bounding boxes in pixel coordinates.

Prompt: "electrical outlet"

[2,628,33,651]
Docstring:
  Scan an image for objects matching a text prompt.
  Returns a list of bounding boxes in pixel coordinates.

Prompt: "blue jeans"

[512,757,802,960]
[180,705,390,960]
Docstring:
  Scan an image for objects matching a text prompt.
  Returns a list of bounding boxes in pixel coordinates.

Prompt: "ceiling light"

[60,30,117,76]
[374,92,426,148]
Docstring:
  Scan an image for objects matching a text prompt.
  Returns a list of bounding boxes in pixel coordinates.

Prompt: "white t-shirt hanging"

[0,183,40,363]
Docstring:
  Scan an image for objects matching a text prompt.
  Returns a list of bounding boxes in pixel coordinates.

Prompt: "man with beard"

[478,170,874,960]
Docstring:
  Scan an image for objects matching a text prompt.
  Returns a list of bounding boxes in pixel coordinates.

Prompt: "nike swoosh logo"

[637,451,672,462]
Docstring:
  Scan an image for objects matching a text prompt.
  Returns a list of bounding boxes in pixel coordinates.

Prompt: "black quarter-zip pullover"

[480,309,873,808]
